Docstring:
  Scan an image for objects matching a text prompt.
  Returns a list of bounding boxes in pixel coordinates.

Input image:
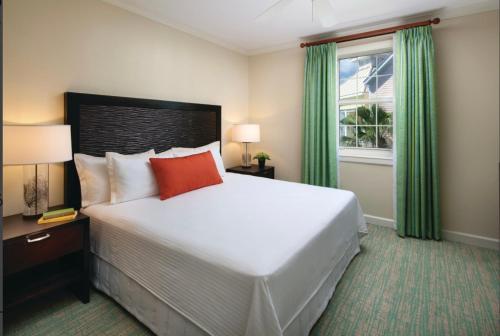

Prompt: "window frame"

[336,39,395,165]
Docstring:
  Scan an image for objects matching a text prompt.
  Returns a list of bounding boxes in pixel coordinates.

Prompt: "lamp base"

[241,152,252,168]
[23,164,49,217]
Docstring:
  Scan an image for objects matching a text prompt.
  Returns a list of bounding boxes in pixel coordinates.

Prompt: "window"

[337,40,394,164]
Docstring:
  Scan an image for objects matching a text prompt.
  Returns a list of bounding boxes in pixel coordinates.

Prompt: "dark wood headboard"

[64,92,221,209]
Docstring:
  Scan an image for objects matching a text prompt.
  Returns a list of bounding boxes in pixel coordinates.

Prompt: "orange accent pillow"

[149,151,223,200]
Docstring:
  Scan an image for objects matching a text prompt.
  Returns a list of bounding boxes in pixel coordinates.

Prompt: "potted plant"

[253,152,271,169]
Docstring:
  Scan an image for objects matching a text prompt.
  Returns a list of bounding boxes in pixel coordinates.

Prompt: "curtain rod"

[300,18,440,48]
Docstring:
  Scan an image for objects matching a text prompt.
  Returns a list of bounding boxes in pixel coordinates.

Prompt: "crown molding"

[101,0,248,55]
[250,1,499,55]
[101,0,498,56]
[435,0,499,20]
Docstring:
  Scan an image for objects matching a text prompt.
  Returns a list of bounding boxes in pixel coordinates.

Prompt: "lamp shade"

[232,124,260,143]
[3,125,72,165]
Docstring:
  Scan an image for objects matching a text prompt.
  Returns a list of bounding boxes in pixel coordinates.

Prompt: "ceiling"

[102,0,498,54]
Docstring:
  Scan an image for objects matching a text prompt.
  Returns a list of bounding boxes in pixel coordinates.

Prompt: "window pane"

[357,76,370,98]
[362,76,375,97]
[376,52,393,75]
[357,55,375,97]
[339,58,358,99]
[338,50,394,152]
[339,58,358,84]
[375,75,393,97]
[357,126,376,148]
[357,55,376,72]
[378,126,393,149]
[339,105,356,125]
[356,104,376,125]
[339,126,356,147]
[377,103,393,125]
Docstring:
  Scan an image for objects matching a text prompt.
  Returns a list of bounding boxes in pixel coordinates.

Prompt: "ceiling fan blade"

[314,0,337,27]
[255,0,296,21]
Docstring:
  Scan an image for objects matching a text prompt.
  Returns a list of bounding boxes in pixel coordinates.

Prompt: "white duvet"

[83,173,367,336]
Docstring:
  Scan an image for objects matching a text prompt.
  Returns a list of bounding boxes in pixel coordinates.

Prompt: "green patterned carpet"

[5,225,499,336]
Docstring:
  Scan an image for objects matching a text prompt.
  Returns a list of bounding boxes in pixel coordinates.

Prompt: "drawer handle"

[27,233,51,243]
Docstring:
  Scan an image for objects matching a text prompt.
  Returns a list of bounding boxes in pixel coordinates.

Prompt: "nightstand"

[3,210,90,309]
[226,164,275,179]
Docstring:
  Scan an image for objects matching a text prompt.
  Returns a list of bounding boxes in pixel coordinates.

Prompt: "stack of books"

[38,208,78,225]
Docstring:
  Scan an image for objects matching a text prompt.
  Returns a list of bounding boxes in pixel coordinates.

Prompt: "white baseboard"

[364,214,500,251]
[364,215,395,229]
[442,230,499,251]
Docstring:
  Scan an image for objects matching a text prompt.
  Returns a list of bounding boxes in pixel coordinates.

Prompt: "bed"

[65,92,367,336]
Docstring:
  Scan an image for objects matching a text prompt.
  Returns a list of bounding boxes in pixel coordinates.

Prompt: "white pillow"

[106,150,156,204]
[74,154,109,208]
[156,149,174,158]
[172,141,225,177]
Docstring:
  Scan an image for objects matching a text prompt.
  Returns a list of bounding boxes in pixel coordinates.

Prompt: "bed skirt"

[91,234,360,336]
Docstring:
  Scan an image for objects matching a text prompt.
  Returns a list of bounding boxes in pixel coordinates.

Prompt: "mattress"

[83,173,367,336]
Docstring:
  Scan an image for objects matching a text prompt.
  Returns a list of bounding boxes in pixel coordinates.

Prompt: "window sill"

[339,155,393,166]
[339,150,393,166]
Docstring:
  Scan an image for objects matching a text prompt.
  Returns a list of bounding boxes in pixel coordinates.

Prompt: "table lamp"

[232,124,260,168]
[3,125,72,217]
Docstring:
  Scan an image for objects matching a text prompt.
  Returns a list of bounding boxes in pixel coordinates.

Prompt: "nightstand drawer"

[4,223,83,275]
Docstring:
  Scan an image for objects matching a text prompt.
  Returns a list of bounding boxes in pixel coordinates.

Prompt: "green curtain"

[395,26,441,240]
[301,43,337,187]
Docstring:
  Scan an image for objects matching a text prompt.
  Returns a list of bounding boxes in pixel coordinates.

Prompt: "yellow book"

[38,211,78,225]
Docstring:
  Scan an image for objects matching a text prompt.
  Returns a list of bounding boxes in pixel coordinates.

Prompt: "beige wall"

[338,162,394,219]
[433,11,499,239]
[249,48,305,183]
[3,0,249,216]
[250,10,499,239]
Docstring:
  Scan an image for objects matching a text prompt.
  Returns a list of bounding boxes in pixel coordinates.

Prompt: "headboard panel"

[64,92,221,208]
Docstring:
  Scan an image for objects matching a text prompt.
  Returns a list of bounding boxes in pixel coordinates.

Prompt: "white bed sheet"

[83,173,367,336]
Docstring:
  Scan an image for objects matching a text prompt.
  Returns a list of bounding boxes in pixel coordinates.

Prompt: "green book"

[42,208,75,220]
